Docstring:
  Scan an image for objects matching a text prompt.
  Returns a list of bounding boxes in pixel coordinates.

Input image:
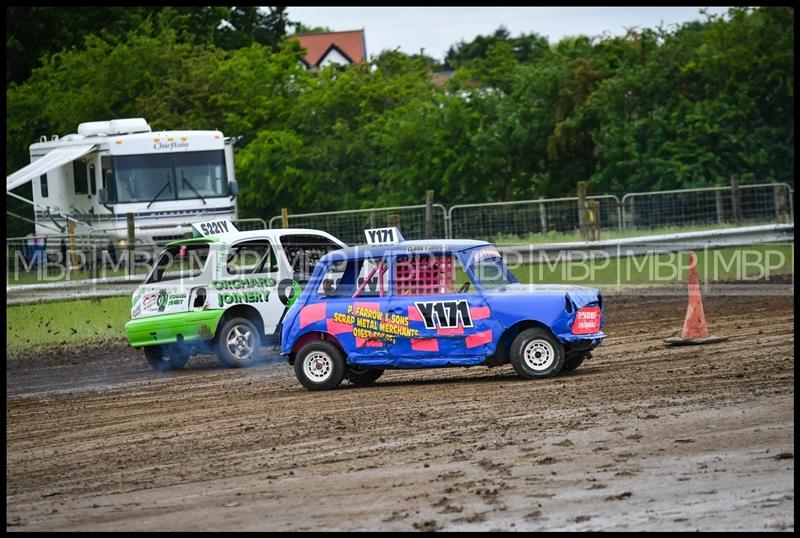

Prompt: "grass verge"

[7,296,131,353]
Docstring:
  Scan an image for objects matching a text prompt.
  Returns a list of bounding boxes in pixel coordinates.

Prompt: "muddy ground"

[6,289,795,531]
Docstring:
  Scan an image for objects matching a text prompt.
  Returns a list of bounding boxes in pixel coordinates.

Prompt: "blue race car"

[280,231,604,390]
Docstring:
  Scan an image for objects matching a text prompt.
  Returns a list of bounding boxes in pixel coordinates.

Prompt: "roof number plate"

[192,219,238,237]
[365,227,404,245]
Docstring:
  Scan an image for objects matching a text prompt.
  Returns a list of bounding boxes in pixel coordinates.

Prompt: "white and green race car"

[125,220,345,370]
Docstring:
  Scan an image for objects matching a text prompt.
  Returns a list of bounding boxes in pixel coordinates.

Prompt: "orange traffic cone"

[664,251,728,346]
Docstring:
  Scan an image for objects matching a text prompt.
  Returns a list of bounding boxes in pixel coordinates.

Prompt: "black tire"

[294,340,346,391]
[561,351,590,373]
[215,317,261,368]
[144,346,188,371]
[345,366,384,386]
[509,327,564,379]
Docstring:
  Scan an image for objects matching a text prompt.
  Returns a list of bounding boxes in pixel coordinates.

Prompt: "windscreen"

[110,150,228,204]
[467,248,519,290]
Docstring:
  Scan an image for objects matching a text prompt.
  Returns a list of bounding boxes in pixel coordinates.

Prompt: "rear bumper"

[125,310,225,348]
[556,331,605,346]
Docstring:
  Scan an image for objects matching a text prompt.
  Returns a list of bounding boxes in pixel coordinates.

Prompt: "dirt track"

[6,290,795,531]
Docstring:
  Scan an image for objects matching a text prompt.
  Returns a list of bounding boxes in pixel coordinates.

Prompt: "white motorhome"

[6,118,239,245]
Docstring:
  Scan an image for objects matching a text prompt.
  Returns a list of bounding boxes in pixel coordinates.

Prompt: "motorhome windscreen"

[110,150,228,203]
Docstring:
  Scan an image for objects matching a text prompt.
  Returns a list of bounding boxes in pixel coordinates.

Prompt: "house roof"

[292,29,366,67]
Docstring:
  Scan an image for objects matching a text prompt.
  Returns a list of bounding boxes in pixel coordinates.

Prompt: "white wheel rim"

[523,339,555,371]
[226,325,254,361]
[304,351,333,382]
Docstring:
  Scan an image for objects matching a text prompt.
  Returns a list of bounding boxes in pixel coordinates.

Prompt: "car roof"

[320,239,491,261]
[165,228,342,247]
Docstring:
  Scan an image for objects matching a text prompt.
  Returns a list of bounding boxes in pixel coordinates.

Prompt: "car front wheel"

[509,327,565,379]
[294,340,346,391]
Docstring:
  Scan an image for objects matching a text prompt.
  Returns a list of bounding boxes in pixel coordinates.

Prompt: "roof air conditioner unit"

[109,118,151,135]
[78,121,112,137]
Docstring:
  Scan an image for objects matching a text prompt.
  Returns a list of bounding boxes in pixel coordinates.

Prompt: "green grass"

[5,243,793,352]
[7,296,131,352]
[493,220,784,245]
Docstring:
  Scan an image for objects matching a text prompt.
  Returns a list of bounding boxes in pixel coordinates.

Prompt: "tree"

[6,7,295,84]
[445,26,550,69]
[214,7,292,50]
[292,23,334,35]
[6,7,158,84]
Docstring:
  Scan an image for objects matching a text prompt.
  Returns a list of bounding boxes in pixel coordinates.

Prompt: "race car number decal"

[414,300,473,330]
[199,220,230,236]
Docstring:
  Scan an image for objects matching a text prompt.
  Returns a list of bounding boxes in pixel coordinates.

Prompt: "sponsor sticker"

[141,294,159,312]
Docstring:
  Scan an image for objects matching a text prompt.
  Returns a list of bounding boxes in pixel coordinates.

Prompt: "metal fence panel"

[269,205,448,245]
[448,195,621,242]
[622,183,793,231]
[7,182,794,285]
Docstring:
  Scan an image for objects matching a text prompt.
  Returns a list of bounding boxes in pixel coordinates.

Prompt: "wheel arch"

[217,304,266,342]
[289,331,345,365]
[491,319,558,366]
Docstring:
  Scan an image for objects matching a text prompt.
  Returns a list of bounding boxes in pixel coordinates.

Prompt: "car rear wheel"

[510,327,564,379]
[295,340,346,391]
[345,366,384,386]
[561,351,590,373]
[216,317,261,368]
[144,345,188,371]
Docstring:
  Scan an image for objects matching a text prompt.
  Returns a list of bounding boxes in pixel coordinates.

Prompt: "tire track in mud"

[7,292,794,531]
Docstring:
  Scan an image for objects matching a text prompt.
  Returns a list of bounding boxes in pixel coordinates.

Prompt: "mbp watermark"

[502,242,793,296]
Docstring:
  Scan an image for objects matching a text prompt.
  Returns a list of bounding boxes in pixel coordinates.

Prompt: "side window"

[318,258,388,298]
[40,174,49,198]
[280,234,342,283]
[73,160,88,195]
[454,257,478,294]
[89,163,97,195]
[226,240,275,276]
[146,244,210,284]
[101,156,111,190]
[393,253,459,296]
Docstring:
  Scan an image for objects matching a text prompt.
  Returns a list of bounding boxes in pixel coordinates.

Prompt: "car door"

[309,255,392,366]
[386,252,499,361]
[222,237,284,335]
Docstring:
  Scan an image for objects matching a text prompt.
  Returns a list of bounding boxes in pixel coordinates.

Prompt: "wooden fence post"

[126,213,135,277]
[730,175,742,222]
[577,181,588,240]
[774,184,789,223]
[66,218,79,274]
[539,196,548,235]
[425,190,434,239]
